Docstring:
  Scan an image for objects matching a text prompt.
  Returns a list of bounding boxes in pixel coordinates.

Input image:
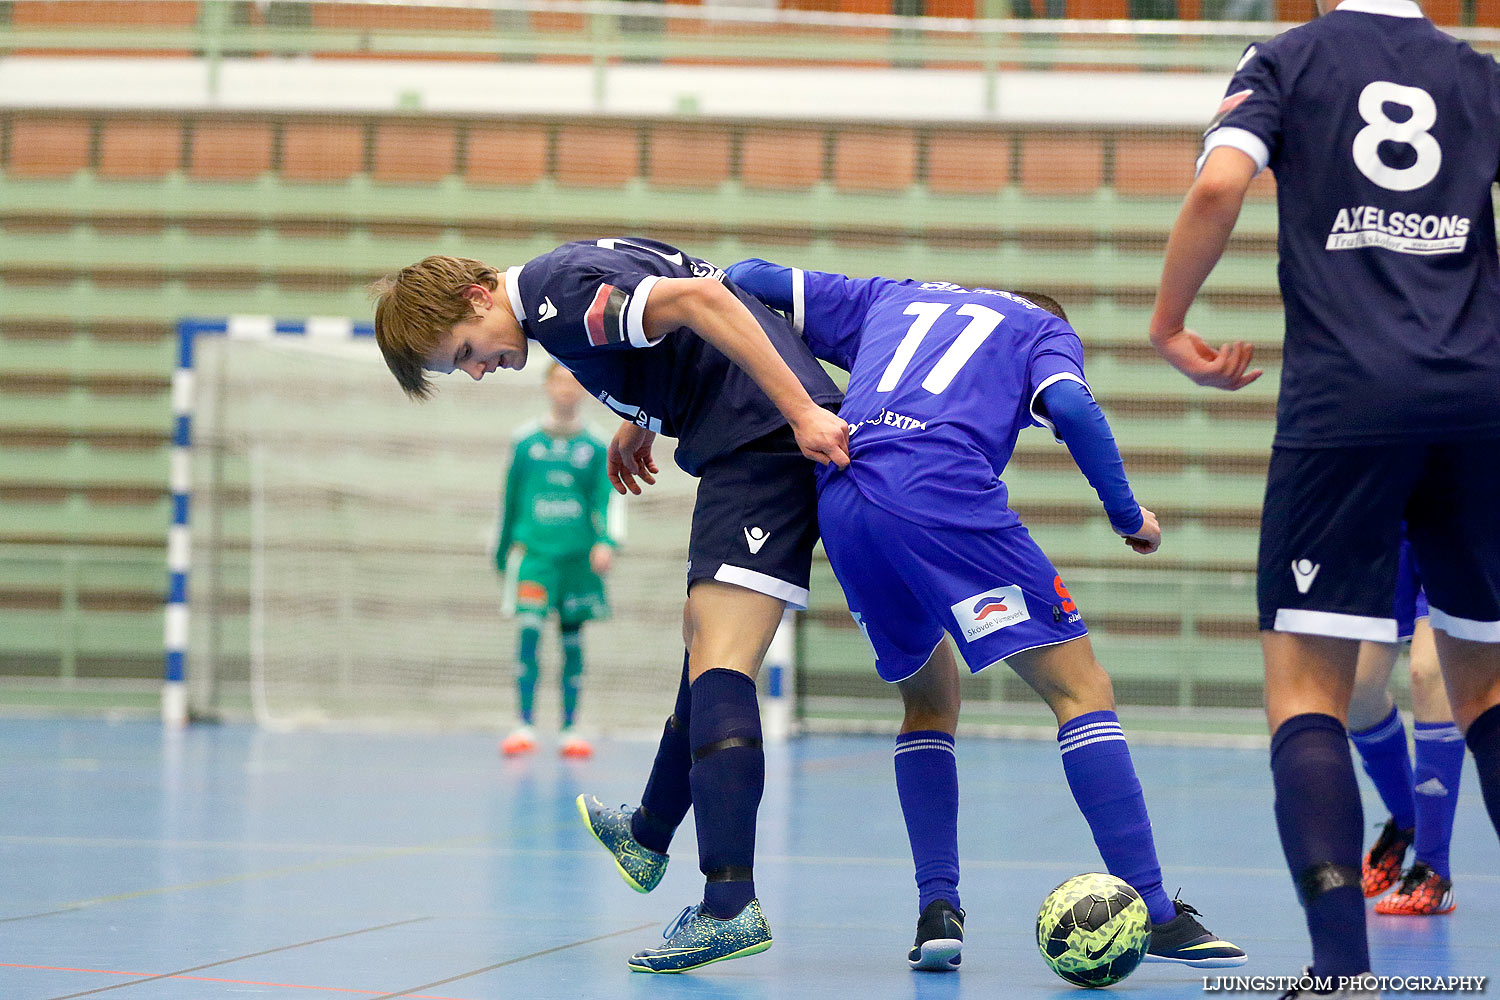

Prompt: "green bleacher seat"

[0,108,1293,697]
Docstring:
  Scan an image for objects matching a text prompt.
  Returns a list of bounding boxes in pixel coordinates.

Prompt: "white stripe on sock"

[1058,721,1123,744]
[1057,723,1123,747]
[1350,710,1404,745]
[894,739,956,758]
[1059,733,1128,755]
[1059,729,1126,755]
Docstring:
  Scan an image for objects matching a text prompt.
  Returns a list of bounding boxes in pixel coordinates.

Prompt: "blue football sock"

[688,668,764,919]
[515,624,540,725]
[634,650,693,854]
[1412,721,1464,878]
[1349,705,1416,831]
[1464,703,1500,848]
[1057,710,1173,926]
[1270,713,1369,980]
[894,730,960,913]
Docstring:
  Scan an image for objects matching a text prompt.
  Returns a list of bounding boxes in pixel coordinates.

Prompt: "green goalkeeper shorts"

[512,551,609,626]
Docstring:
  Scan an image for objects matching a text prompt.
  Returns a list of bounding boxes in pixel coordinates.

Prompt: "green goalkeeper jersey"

[497,422,614,566]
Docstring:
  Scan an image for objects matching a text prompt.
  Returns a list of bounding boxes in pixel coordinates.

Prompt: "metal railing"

[2,0,1496,110]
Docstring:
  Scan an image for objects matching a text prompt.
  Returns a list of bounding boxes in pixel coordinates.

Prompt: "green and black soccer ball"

[1036,873,1151,988]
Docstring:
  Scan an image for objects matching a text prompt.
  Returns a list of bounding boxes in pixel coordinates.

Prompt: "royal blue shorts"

[1258,440,1500,643]
[1392,536,1429,642]
[817,476,1088,683]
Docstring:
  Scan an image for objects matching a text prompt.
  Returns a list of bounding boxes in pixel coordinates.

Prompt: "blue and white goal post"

[163,316,373,727]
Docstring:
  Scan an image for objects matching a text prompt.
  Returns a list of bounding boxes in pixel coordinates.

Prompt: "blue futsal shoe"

[1144,899,1247,967]
[575,794,667,893]
[627,899,773,973]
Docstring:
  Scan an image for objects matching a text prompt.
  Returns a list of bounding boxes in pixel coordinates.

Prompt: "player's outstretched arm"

[1149,147,1263,392]
[644,277,850,468]
[1039,378,1160,555]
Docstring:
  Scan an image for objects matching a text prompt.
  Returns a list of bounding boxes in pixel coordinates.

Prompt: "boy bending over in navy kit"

[1150,0,1500,994]
[372,238,848,973]
[726,258,1247,973]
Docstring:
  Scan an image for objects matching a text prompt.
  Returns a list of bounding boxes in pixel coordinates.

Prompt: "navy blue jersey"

[1203,0,1500,446]
[790,269,1087,530]
[504,238,843,476]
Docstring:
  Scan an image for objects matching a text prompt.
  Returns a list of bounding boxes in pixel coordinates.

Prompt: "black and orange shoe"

[1361,818,1413,897]
[1374,862,1455,916]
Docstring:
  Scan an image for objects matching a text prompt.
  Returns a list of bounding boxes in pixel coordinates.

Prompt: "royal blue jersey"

[788,269,1088,530]
[1203,0,1500,446]
[503,238,843,476]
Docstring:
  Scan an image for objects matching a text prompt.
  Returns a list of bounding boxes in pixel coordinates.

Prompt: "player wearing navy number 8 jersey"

[726,259,1246,972]
[1148,0,1500,994]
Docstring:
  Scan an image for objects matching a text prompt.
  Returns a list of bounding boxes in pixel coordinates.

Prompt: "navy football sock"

[1270,713,1369,980]
[1465,703,1500,846]
[689,667,764,919]
[1349,705,1416,830]
[1412,721,1464,878]
[633,651,693,854]
[894,730,960,913]
[1057,711,1173,926]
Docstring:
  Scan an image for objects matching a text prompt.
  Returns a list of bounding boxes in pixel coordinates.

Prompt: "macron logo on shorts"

[951,585,1029,643]
[744,526,770,554]
[1291,559,1320,594]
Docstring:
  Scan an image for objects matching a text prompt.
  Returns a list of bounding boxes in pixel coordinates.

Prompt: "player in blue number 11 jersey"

[726,258,1247,973]
[1149,0,1500,994]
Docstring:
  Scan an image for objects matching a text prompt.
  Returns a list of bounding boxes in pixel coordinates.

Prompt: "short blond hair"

[370,255,500,399]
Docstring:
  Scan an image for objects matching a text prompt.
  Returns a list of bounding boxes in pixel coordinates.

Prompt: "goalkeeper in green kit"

[497,363,616,760]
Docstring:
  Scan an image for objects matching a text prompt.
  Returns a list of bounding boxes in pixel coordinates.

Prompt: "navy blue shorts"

[818,476,1088,683]
[1257,440,1500,643]
[687,426,820,610]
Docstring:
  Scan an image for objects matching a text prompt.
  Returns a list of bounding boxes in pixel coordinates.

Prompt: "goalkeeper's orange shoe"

[500,725,537,757]
[560,732,594,759]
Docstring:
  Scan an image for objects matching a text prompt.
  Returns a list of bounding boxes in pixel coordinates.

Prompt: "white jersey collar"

[504,265,528,323]
[1332,0,1425,18]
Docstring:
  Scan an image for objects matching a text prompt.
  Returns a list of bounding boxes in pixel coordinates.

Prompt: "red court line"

[0,964,473,1000]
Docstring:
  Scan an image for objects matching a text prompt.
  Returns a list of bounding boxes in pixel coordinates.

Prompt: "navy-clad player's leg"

[582,428,821,973]
[1257,444,1424,984]
[1404,439,1500,847]
[819,475,1246,970]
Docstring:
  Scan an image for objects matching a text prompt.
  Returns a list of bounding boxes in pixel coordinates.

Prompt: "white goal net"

[185,332,694,734]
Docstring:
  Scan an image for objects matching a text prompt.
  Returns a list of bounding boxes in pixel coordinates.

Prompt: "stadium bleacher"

[9,0,1490,719]
[0,103,1282,704]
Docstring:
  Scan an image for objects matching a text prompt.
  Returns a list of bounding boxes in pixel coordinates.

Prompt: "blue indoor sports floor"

[1,718,1496,999]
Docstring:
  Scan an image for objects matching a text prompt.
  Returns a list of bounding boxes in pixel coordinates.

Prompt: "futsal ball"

[1036,873,1151,988]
